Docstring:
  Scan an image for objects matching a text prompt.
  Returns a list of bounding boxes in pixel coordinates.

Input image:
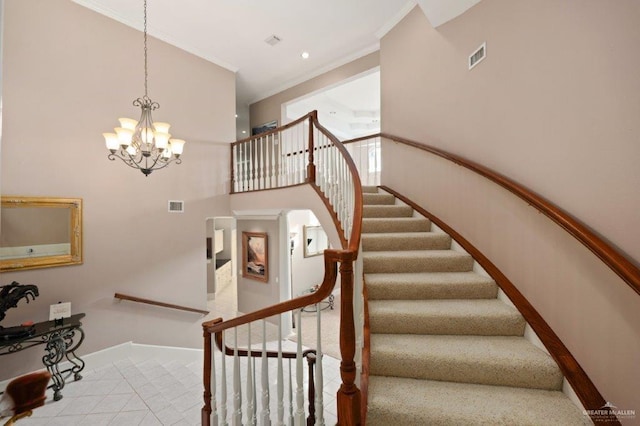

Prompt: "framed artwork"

[303,225,329,258]
[251,120,278,136]
[242,231,268,282]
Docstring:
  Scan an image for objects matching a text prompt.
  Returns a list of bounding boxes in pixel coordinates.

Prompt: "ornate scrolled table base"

[1,313,86,401]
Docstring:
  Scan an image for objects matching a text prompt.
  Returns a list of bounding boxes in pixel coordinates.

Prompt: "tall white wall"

[0,0,235,380]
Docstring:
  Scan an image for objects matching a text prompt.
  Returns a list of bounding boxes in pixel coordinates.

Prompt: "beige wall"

[250,52,379,131]
[0,0,235,379]
[381,1,640,416]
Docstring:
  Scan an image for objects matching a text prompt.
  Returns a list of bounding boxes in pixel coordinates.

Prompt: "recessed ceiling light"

[235,114,238,118]
[242,130,247,134]
[301,51,310,59]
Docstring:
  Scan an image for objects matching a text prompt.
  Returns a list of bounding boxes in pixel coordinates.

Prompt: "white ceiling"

[72,0,481,138]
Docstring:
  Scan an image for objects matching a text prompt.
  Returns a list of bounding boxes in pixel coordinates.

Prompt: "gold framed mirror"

[0,196,83,272]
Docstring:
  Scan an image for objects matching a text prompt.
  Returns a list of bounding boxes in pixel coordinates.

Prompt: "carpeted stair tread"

[363,193,396,205]
[363,205,414,218]
[368,299,525,335]
[363,250,474,273]
[362,217,430,233]
[362,185,379,193]
[365,272,497,300]
[362,232,451,251]
[366,376,590,426]
[370,334,563,390]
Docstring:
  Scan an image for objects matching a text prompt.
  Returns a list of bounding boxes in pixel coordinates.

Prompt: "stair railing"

[343,132,640,423]
[203,111,363,426]
[341,135,382,187]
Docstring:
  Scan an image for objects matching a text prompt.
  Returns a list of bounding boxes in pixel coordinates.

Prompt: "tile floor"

[11,274,341,425]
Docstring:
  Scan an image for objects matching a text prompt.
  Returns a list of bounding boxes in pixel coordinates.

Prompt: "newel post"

[307,112,316,183]
[202,328,212,426]
[337,253,361,426]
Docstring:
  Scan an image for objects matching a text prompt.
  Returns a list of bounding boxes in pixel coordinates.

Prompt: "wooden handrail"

[344,132,640,297]
[114,293,208,315]
[380,186,619,424]
[232,112,314,146]
[203,250,341,335]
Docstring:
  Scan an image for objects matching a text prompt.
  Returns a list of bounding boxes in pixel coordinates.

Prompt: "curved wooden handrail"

[344,132,640,297]
[114,292,209,315]
[232,112,313,146]
[380,186,619,424]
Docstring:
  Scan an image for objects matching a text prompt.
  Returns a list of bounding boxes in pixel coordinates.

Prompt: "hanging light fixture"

[102,0,185,176]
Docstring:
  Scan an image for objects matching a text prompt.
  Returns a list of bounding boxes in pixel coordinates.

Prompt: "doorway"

[206,217,237,307]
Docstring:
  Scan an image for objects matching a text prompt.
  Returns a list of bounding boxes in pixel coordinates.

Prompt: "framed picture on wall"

[251,120,278,136]
[242,231,268,282]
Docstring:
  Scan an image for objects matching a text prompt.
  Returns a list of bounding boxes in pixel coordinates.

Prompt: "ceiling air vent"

[264,35,282,46]
[469,42,486,70]
[168,200,184,213]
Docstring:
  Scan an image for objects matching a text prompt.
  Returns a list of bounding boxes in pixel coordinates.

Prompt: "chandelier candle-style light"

[103,0,185,176]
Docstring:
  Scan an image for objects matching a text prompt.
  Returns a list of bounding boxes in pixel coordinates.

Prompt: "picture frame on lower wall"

[242,231,268,283]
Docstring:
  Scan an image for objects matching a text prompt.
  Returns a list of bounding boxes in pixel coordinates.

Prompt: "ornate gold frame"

[0,196,83,272]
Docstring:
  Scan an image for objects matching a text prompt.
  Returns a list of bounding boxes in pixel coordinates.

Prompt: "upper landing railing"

[203,111,363,425]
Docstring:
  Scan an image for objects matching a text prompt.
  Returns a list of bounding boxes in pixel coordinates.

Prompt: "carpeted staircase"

[362,186,590,425]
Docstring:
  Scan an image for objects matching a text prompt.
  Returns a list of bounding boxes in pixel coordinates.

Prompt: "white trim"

[375,0,418,39]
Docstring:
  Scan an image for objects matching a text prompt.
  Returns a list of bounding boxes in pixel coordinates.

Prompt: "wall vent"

[469,42,486,70]
[168,200,184,213]
[264,35,282,46]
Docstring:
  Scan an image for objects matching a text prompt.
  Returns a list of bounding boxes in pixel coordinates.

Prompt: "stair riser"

[363,194,396,205]
[369,353,563,391]
[362,186,379,193]
[366,282,498,300]
[363,255,473,273]
[362,234,451,251]
[363,205,414,218]
[369,315,525,336]
[362,219,430,233]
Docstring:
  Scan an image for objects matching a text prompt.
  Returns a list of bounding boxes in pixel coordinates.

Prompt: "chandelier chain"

[143,0,148,98]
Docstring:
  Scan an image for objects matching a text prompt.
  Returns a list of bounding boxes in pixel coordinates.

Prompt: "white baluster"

[233,328,242,426]
[220,332,228,426]
[276,132,281,187]
[252,357,257,426]
[261,320,271,425]
[277,317,285,426]
[288,359,294,426]
[247,323,255,425]
[270,133,276,189]
[295,310,305,425]
[300,125,305,184]
[211,332,218,426]
[257,137,262,190]
[232,144,238,193]
[315,304,324,426]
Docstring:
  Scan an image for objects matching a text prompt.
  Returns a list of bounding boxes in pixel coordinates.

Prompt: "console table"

[0,313,85,401]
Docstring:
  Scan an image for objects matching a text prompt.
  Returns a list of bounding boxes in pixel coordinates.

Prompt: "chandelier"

[102,0,185,176]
